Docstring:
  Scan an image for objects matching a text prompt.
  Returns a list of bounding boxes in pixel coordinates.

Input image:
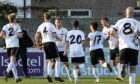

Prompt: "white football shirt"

[88,31,107,51]
[113,18,140,50]
[102,25,118,49]
[2,23,22,48]
[37,21,56,43]
[55,27,68,51]
[66,29,85,57]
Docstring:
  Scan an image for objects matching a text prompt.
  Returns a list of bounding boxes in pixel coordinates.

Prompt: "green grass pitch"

[0,77,140,84]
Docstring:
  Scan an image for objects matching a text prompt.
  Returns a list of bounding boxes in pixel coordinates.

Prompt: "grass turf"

[0,77,140,84]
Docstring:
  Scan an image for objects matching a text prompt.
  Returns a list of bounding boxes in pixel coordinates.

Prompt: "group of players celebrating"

[0,6,139,84]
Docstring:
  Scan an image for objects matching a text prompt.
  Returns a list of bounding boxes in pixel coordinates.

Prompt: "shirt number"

[123,23,133,35]
[8,28,14,36]
[94,35,101,44]
[70,35,82,44]
[43,27,48,35]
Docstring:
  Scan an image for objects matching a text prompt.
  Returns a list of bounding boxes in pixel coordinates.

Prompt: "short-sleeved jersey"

[102,25,118,49]
[55,27,68,51]
[88,31,107,51]
[37,22,56,43]
[2,23,22,48]
[66,29,85,57]
[113,18,140,50]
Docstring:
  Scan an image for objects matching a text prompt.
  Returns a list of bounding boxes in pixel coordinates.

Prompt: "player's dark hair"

[44,12,51,20]
[8,13,16,23]
[73,20,79,28]
[90,21,98,31]
[102,17,109,22]
[55,18,61,21]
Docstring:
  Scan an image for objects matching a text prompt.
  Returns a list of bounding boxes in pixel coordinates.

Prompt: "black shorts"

[71,56,85,64]
[120,48,138,66]
[7,47,19,58]
[110,48,119,60]
[43,42,59,59]
[59,51,68,62]
[90,48,105,65]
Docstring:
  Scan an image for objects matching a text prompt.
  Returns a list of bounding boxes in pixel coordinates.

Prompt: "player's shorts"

[120,48,138,66]
[58,51,68,62]
[7,47,19,58]
[43,42,59,59]
[71,56,85,64]
[110,48,119,60]
[90,48,105,65]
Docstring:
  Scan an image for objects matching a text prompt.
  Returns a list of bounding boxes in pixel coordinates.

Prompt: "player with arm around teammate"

[110,7,140,84]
